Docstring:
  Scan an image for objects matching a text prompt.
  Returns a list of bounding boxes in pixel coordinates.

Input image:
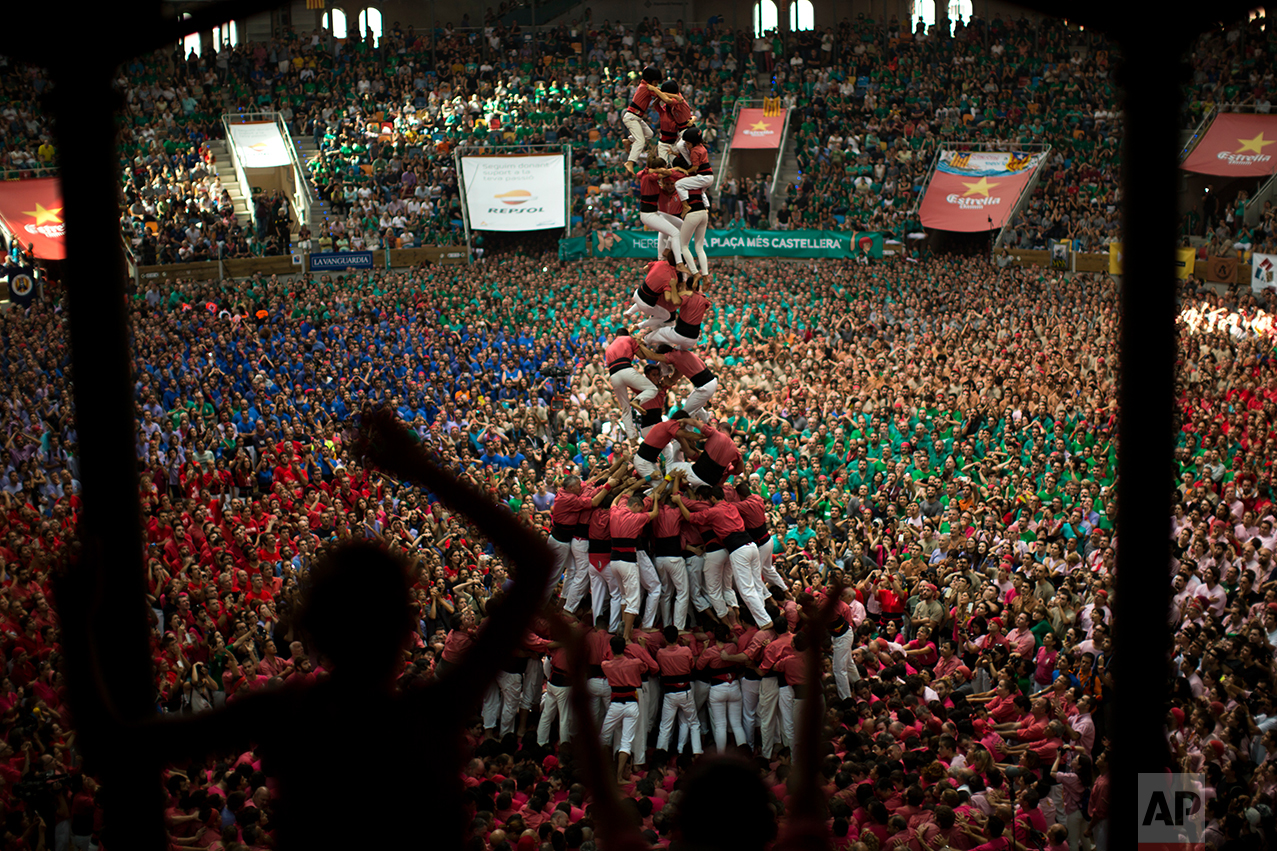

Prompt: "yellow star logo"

[23,203,62,226]
[1236,133,1275,154]
[749,120,772,132]
[961,177,1000,197]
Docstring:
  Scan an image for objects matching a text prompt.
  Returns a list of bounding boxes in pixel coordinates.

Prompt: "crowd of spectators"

[1,233,1276,848]
[3,7,1277,851]
[1180,14,1277,260]
[1,10,1129,264]
[7,11,1277,262]
[770,14,1120,251]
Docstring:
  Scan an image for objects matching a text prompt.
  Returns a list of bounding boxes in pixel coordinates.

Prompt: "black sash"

[637,442,662,462]
[692,455,726,486]
[688,368,715,387]
[675,318,701,338]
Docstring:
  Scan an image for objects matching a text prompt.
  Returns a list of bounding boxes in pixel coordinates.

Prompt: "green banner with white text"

[562,227,883,260]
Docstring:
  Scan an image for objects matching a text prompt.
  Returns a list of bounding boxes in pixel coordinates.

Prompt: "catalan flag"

[306,0,325,8]
[763,97,783,117]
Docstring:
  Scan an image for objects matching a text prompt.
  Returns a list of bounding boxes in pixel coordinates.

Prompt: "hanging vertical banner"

[1252,252,1277,290]
[1049,240,1070,270]
[1206,255,1239,284]
[1174,246,1197,280]
[461,154,566,232]
[1108,241,1123,275]
[3,264,37,306]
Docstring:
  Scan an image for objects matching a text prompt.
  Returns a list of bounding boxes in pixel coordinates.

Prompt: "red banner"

[919,168,1038,232]
[0,178,66,260]
[730,108,786,149]
[1181,112,1277,176]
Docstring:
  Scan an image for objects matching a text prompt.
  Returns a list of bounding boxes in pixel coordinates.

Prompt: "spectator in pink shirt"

[1031,631,1059,686]
[1004,612,1037,659]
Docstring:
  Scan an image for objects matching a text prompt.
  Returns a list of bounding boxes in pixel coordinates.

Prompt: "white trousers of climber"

[562,538,592,611]
[611,368,658,440]
[685,553,712,615]
[624,293,675,331]
[548,536,574,597]
[622,111,654,164]
[755,537,786,592]
[605,559,624,633]
[675,173,713,202]
[656,688,702,754]
[708,680,746,751]
[496,670,523,736]
[657,136,684,164]
[656,554,689,629]
[832,626,859,701]
[536,681,573,745]
[612,558,641,615]
[586,676,612,729]
[726,542,771,628]
[645,324,700,351]
[522,656,543,711]
[758,677,783,758]
[636,550,663,629]
[636,680,655,765]
[741,677,761,748]
[779,685,803,762]
[482,681,501,730]
[679,209,710,275]
[662,460,712,490]
[679,378,719,420]
[702,547,733,619]
[638,209,689,265]
[589,556,614,629]
[601,699,640,755]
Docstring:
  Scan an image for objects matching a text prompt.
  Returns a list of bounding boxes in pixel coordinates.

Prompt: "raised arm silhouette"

[60,408,554,850]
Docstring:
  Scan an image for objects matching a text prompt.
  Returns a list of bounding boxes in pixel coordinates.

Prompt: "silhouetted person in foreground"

[150,541,466,847]
[62,410,555,850]
[671,756,778,851]
[58,410,840,850]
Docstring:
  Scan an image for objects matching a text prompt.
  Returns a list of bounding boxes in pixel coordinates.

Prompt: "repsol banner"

[573,227,883,259]
[461,154,566,232]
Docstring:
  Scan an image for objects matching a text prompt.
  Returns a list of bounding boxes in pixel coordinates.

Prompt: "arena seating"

[1,13,1126,260]
[4,10,1277,851]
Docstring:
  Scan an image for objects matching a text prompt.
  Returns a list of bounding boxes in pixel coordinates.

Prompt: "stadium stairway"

[769,126,800,226]
[204,140,253,229]
[293,137,332,239]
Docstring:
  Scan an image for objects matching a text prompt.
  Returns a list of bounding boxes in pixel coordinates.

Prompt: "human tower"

[448,68,844,782]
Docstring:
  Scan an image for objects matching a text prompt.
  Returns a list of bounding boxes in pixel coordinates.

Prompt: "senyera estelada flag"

[1182,112,1277,177]
[0,178,66,260]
